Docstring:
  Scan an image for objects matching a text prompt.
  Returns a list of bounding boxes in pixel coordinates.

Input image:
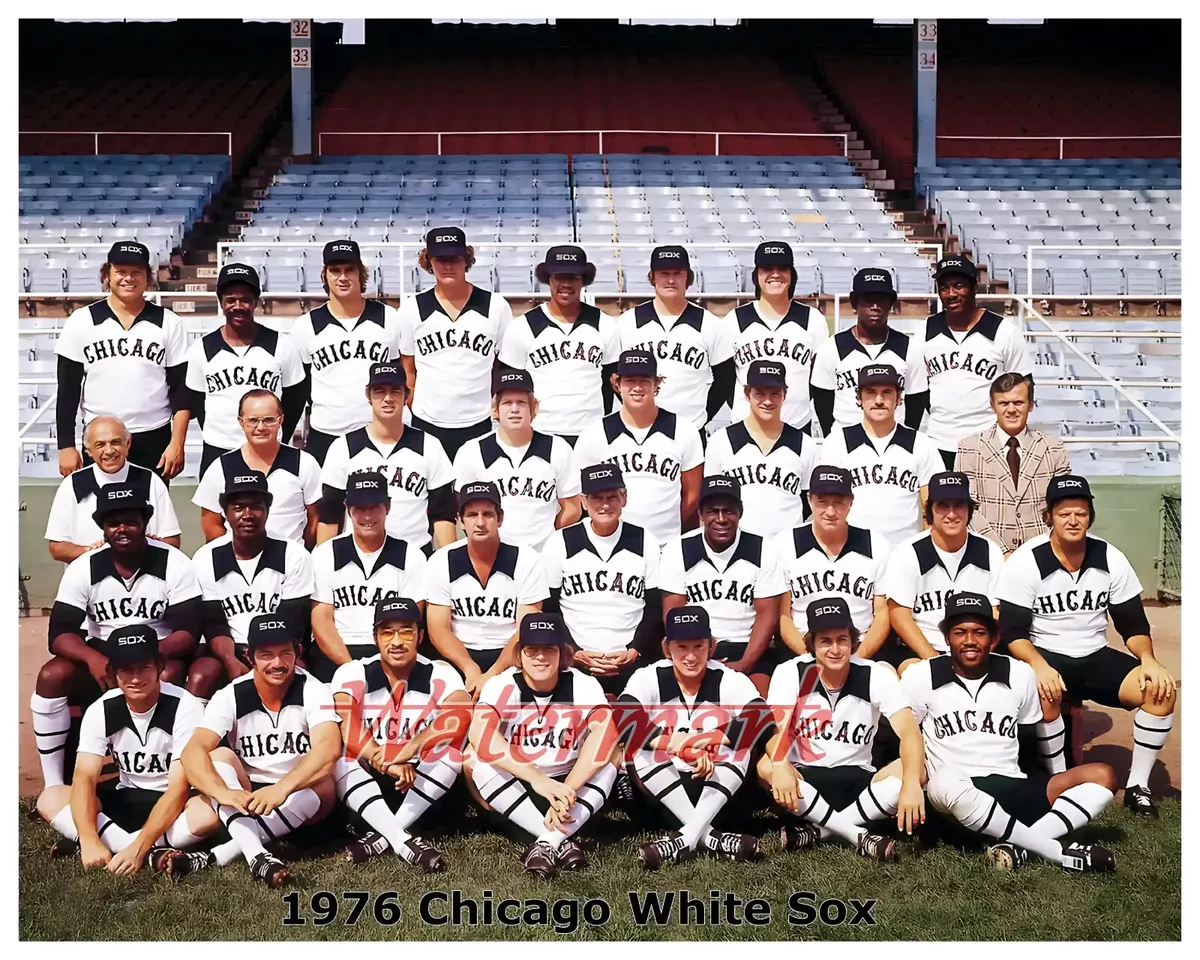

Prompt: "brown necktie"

[1006,435,1020,486]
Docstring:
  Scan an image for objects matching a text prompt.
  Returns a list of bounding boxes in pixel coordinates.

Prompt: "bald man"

[44,416,181,563]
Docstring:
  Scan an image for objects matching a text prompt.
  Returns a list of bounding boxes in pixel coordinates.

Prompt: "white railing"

[316,129,850,157]
[1026,244,1181,303]
[935,135,1181,161]
[20,130,233,156]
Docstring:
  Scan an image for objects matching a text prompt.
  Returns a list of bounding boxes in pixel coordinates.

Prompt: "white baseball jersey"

[541,520,661,655]
[997,534,1143,658]
[399,286,513,428]
[321,426,454,549]
[882,531,1005,653]
[498,304,620,437]
[193,536,314,647]
[290,300,401,435]
[819,423,944,546]
[53,543,201,644]
[774,525,891,634]
[617,301,735,428]
[55,300,189,433]
[45,462,180,548]
[332,655,466,746]
[453,432,580,551]
[199,670,337,785]
[192,446,322,545]
[658,530,787,646]
[811,327,927,430]
[620,660,762,771]
[478,667,608,777]
[424,541,549,651]
[901,654,1042,778]
[918,310,1033,450]
[77,683,203,792]
[767,656,906,769]
[311,535,428,649]
[704,421,817,537]
[185,325,305,451]
[729,301,828,428]
[572,410,704,543]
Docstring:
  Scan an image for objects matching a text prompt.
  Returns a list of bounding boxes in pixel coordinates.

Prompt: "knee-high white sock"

[472,762,548,840]
[926,771,1066,864]
[849,775,902,826]
[1127,710,1173,789]
[682,759,748,851]
[220,788,320,866]
[395,756,462,831]
[1031,782,1113,840]
[96,813,138,853]
[1036,716,1068,774]
[210,839,243,867]
[796,779,866,846]
[632,753,698,831]
[537,763,617,849]
[336,760,411,854]
[31,694,71,788]
[163,812,205,849]
[49,805,79,840]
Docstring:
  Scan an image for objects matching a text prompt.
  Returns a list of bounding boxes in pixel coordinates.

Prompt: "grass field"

[18,797,1181,941]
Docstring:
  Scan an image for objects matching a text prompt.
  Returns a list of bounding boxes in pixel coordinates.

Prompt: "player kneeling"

[332,598,471,872]
[901,592,1117,873]
[621,606,765,870]
[36,624,219,875]
[179,615,342,887]
[758,598,925,862]
[468,613,618,880]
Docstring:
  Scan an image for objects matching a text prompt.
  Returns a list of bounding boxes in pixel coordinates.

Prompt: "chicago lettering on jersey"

[238,730,311,758]
[685,578,755,605]
[333,585,399,609]
[528,341,605,369]
[924,351,999,381]
[561,570,646,599]
[82,337,166,365]
[792,716,875,747]
[1033,589,1109,615]
[848,463,920,492]
[627,339,706,370]
[205,366,282,395]
[89,597,168,623]
[790,570,874,601]
[112,749,171,776]
[221,591,281,619]
[913,588,958,616]
[726,462,802,495]
[733,337,814,367]
[362,464,429,497]
[311,339,390,371]
[836,369,907,392]
[497,476,557,503]
[509,721,579,753]
[929,710,1020,741]
[598,451,681,481]
[452,597,518,619]
[414,328,496,359]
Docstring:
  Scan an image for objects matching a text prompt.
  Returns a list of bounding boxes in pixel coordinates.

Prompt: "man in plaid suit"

[956,373,1070,554]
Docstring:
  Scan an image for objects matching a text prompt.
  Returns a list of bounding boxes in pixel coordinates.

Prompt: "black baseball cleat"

[401,836,445,874]
[147,847,174,872]
[613,773,635,806]
[48,837,79,859]
[163,849,215,881]
[637,834,695,871]
[1123,785,1159,819]
[345,830,391,864]
[249,851,290,888]
[555,838,588,871]
[780,823,822,853]
[985,842,1029,872]
[1061,842,1116,873]
[706,831,760,863]
[522,840,558,880]
[856,831,899,863]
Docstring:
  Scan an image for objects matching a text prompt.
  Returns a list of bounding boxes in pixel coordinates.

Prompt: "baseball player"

[178,615,342,887]
[453,368,581,551]
[469,612,617,879]
[55,241,190,483]
[332,598,470,872]
[185,263,306,474]
[902,592,1118,873]
[759,598,924,863]
[290,239,402,465]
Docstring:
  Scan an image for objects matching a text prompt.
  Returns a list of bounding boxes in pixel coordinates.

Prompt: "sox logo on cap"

[331,243,354,254]
[657,250,682,258]
[259,619,288,631]
[434,234,457,244]
[862,273,889,283]
[1059,479,1084,488]
[762,246,787,255]
[813,604,842,617]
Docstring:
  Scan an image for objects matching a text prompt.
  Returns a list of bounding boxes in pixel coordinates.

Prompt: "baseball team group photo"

[15,15,1182,944]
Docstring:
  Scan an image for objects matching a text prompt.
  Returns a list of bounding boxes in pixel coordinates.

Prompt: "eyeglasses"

[240,416,281,428]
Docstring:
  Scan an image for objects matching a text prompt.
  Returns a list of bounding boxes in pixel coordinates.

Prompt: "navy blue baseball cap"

[699,474,741,508]
[92,482,153,526]
[650,245,690,272]
[806,598,854,634]
[933,255,978,283]
[617,349,657,377]
[928,471,972,503]
[754,241,794,268]
[536,245,596,285]
[426,226,468,258]
[345,471,390,508]
[107,241,150,267]
[247,614,299,651]
[1045,474,1094,507]
[107,624,160,666]
[493,367,535,395]
[374,597,421,627]
[518,612,572,648]
[323,239,361,264]
[581,463,624,495]
[808,465,853,497]
[939,591,996,634]
[665,606,712,642]
[216,263,261,297]
[458,480,502,513]
[367,362,408,388]
[219,470,272,510]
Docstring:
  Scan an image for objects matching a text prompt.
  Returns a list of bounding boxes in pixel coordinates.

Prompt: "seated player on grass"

[332,597,471,872]
[36,624,220,877]
[901,591,1117,873]
[758,598,925,863]
[468,613,618,880]
[179,615,341,887]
